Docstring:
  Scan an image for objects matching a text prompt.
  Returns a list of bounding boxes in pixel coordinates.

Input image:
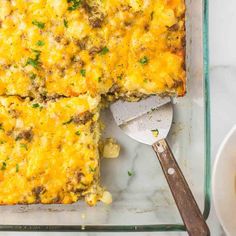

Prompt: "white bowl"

[213,125,236,235]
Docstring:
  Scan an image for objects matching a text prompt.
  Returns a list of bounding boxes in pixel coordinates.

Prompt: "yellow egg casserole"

[0,0,185,98]
[0,95,106,205]
[0,0,185,205]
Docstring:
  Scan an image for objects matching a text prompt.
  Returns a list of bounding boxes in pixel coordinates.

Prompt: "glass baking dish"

[0,0,210,232]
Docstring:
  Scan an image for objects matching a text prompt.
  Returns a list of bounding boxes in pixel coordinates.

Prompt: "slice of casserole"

[0,95,105,205]
[0,0,185,98]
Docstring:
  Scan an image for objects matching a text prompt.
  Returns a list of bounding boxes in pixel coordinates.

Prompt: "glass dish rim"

[0,0,210,232]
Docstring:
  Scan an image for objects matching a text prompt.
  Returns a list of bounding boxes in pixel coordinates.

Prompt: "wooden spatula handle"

[152,139,210,236]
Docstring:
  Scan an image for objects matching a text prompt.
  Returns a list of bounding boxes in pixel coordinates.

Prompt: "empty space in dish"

[0,0,209,229]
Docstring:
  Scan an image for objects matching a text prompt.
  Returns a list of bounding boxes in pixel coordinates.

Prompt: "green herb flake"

[151,129,159,138]
[26,58,39,68]
[80,69,86,77]
[128,171,133,176]
[26,50,41,68]
[67,0,81,11]
[96,77,102,82]
[75,130,81,136]
[63,118,73,125]
[89,166,96,172]
[100,46,109,55]
[32,20,45,29]
[16,164,19,172]
[1,162,6,171]
[139,56,149,65]
[32,103,40,108]
[64,19,68,28]
[32,49,41,58]
[20,143,28,150]
[30,73,36,80]
[15,137,21,141]
[117,75,122,80]
[0,141,6,144]
[36,40,45,46]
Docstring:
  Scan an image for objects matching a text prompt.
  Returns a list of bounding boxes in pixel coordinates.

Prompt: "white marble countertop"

[0,0,234,235]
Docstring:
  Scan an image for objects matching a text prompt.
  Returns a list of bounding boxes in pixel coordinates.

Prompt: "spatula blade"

[120,103,173,145]
[110,96,170,126]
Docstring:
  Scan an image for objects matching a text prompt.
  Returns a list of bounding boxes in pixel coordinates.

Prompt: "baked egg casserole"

[0,0,185,205]
[0,96,108,205]
[0,0,185,98]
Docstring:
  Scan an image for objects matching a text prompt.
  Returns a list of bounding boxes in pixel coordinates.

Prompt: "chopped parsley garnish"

[32,103,40,108]
[75,130,81,136]
[100,46,109,55]
[63,118,73,125]
[89,166,96,172]
[0,141,6,144]
[32,49,41,57]
[15,137,21,141]
[96,77,102,82]
[67,0,81,11]
[32,20,45,29]
[36,40,45,46]
[80,69,86,77]
[26,58,39,68]
[151,129,159,132]
[16,164,19,172]
[20,143,28,150]
[30,73,36,80]
[151,129,159,138]
[117,75,122,80]
[26,49,41,68]
[1,162,6,171]
[139,56,149,65]
[128,171,133,176]
[64,19,68,28]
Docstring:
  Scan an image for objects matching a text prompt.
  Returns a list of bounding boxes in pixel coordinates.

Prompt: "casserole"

[0,0,186,206]
[0,96,103,205]
[0,0,210,233]
[0,0,185,98]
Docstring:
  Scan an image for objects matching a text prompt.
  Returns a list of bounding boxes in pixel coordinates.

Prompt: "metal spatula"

[110,96,210,236]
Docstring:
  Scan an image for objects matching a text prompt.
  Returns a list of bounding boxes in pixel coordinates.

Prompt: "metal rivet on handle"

[156,143,165,153]
[167,168,175,175]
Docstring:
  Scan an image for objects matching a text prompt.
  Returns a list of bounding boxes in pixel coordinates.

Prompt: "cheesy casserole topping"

[0,0,185,205]
[0,96,103,205]
[0,0,185,98]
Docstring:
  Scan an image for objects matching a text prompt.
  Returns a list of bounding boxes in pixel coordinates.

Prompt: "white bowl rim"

[212,124,236,235]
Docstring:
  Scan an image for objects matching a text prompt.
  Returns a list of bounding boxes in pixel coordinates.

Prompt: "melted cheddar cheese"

[0,0,185,97]
[0,96,103,205]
